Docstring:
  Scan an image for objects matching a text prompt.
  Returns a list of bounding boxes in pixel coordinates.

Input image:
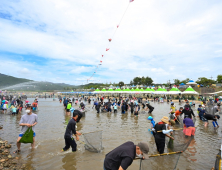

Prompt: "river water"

[0,98,221,170]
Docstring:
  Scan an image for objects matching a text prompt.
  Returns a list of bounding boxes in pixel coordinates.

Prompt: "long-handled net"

[214,150,221,170]
[83,130,103,153]
[140,117,195,170]
[140,131,194,170]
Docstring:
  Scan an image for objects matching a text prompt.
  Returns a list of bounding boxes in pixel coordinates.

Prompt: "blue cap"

[147,116,153,120]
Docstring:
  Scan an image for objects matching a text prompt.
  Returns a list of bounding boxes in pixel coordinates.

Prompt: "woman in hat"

[154,116,174,154]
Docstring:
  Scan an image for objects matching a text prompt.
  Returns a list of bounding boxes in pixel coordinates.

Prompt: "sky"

[0,0,222,85]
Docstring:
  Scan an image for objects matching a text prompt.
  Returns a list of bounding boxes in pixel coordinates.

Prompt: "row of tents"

[57,86,199,95]
[93,86,199,95]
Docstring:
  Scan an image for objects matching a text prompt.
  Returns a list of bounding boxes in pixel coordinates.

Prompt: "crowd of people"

[0,93,221,170]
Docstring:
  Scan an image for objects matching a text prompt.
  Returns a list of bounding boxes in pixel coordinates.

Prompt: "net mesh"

[140,118,194,170]
[214,150,221,170]
[83,130,103,153]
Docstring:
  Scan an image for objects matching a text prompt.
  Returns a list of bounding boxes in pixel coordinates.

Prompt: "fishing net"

[205,100,215,115]
[83,130,103,153]
[214,150,221,170]
[140,119,195,170]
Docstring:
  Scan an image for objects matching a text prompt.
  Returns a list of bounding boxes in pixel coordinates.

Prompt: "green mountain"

[0,73,32,88]
[0,73,104,91]
[0,73,77,91]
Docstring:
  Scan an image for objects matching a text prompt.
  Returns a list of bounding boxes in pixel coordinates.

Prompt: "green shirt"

[67,103,72,109]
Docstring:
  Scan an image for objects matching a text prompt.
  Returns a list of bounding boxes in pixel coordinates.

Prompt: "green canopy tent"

[93,88,101,93]
[182,86,199,95]
[154,87,167,94]
[115,88,122,94]
[141,87,152,94]
[168,87,181,95]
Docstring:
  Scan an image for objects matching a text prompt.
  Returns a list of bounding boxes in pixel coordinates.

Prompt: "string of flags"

[87,0,134,83]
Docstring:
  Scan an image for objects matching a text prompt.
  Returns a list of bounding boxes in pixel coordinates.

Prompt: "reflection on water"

[0,98,221,170]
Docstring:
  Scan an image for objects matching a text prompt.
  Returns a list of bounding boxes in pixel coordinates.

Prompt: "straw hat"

[161,116,169,124]
[169,120,175,126]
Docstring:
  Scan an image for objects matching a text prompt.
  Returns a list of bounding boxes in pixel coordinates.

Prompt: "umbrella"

[186,79,197,85]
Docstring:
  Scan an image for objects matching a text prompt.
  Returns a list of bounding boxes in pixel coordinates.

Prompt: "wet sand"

[0,98,221,170]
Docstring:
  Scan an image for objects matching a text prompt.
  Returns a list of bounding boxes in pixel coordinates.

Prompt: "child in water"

[147,116,155,136]
[11,105,17,115]
[174,107,183,123]
[169,103,176,120]
[113,104,117,113]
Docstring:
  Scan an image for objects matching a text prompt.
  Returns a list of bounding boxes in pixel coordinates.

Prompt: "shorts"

[66,109,70,112]
[19,132,36,137]
[201,116,208,122]
[183,127,195,136]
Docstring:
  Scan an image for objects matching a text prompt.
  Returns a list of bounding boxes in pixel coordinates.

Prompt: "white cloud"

[19,68,30,74]
[0,0,222,84]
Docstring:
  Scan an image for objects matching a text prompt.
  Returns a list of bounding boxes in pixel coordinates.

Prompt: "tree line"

[63,75,222,90]
[174,75,222,86]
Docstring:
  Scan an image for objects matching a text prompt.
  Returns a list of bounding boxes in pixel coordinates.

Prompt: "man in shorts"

[14,104,38,153]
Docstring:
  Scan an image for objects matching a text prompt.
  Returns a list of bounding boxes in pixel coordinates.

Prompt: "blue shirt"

[151,120,155,128]
[198,108,205,118]
[12,108,17,112]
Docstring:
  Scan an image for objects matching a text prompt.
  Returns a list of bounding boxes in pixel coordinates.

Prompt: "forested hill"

[0,73,32,88]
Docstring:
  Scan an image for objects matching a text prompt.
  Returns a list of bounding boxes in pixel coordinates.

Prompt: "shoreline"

[0,137,26,169]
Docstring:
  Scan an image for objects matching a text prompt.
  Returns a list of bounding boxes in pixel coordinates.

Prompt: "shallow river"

[0,98,221,170]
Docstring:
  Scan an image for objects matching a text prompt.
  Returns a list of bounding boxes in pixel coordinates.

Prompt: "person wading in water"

[154,116,174,154]
[14,104,38,153]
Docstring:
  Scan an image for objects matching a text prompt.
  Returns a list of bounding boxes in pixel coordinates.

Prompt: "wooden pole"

[157,126,197,133]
